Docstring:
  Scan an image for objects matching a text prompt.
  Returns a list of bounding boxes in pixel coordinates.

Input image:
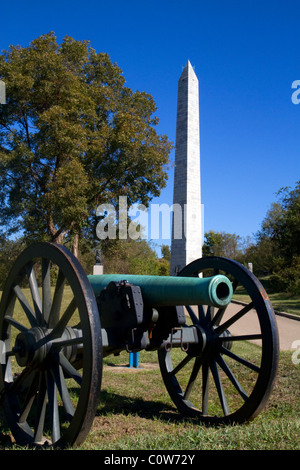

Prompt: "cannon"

[0,242,279,447]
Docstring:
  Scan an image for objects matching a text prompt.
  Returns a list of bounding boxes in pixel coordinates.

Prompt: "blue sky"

[1,1,300,253]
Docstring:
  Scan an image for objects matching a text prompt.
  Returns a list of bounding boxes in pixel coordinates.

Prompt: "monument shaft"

[170,61,202,274]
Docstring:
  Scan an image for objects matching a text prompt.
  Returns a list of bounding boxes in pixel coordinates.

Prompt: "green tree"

[259,182,300,260]
[161,244,171,261]
[0,236,25,288]
[0,33,172,256]
[255,181,300,293]
[202,230,242,259]
[100,237,159,275]
[242,237,275,276]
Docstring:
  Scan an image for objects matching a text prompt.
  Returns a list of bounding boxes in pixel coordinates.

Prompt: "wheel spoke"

[220,346,260,373]
[33,372,47,444]
[51,361,74,420]
[202,362,209,414]
[18,370,39,423]
[13,285,38,327]
[215,302,254,335]
[216,354,248,401]
[210,360,229,416]
[59,352,82,385]
[220,334,262,342]
[50,297,77,339]
[42,258,52,324]
[206,305,214,322]
[25,262,43,324]
[4,315,28,333]
[185,305,200,325]
[170,354,193,376]
[48,269,66,328]
[4,353,13,382]
[52,335,83,349]
[6,366,33,394]
[184,356,201,400]
[198,305,206,324]
[46,370,60,443]
[209,306,227,327]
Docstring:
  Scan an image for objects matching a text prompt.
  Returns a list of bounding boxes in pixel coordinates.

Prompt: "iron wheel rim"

[158,256,279,424]
[0,242,102,447]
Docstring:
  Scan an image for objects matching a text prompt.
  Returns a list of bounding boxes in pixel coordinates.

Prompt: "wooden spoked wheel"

[0,243,102,447]
[158,256,279,424]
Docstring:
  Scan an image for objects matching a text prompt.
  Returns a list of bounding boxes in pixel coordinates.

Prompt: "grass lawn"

[233,291,300,316]
[75,347,299,451]
[0,345,298,451]
[233,279,300,317]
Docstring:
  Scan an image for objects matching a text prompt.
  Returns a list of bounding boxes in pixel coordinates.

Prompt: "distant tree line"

[0,235,171,289]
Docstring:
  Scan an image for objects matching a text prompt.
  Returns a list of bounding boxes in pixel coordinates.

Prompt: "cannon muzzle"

[88,273,233,308]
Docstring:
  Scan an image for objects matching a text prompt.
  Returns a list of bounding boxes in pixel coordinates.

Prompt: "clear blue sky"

[1,1,300,253]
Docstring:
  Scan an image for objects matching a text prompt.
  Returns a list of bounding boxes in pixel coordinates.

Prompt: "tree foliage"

[253,181,300,293]
[0,236,25,288]
[161,244,171,261]
[259,182,300,260]
[100,238,163,275]
[202,230,242,259]
[0,32,172,255]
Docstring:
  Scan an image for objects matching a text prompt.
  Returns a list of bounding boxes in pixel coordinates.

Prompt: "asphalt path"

[272,312,300,351]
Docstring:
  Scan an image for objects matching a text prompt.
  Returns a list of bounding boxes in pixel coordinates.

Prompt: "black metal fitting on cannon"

[97,280,145,330]
[164,327,189,352]
[125,327,148,353]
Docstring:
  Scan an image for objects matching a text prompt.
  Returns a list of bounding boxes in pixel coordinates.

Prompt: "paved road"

[225,302,300,351]
[273,312,300,350]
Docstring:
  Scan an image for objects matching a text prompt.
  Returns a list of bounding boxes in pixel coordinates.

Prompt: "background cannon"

[0,242,279,447]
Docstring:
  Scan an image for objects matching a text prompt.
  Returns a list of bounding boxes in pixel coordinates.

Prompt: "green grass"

[0,347,299,450]
[233,283,300,316]
[80,348,300,450]
[234,291,300,316]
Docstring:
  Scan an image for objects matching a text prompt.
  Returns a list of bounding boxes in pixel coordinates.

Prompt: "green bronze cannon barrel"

[88,274,233,308]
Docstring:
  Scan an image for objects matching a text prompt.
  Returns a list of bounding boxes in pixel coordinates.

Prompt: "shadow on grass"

[96,389,199,426]
[0,413,15,448]
[0,386,213,449]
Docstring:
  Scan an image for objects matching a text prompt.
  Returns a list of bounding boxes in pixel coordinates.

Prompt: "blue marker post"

[129,352,139,368]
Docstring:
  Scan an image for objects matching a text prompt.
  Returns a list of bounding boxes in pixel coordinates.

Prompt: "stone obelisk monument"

[170,61,202,274]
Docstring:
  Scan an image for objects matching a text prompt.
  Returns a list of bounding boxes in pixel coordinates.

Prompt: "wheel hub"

[219,329,233,351]
[186,324,206,357]
[187,324,233,359]
[14,327,51,367]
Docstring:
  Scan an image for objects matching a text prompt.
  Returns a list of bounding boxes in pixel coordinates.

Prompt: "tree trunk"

[72,233,79,258]
[47,217,67,246]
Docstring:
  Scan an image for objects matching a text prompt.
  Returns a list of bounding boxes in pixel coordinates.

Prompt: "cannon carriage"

[0,242,279,447]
